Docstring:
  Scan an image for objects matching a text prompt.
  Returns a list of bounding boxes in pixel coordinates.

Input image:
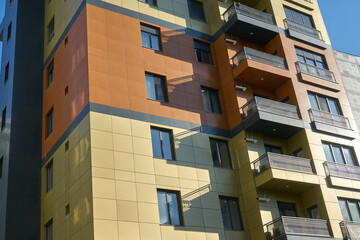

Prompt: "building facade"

[1,0,360,240]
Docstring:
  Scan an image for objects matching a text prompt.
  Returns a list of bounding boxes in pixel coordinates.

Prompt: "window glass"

[308,94,319,110]
[188,0,206,21]
[151,128,174,160]
[7,22,11,42]
[293,148,305,158]
[308,205,321,219]
[4,62,9,84]
[138,0,157,6]
[318,96,330,112]
[46,109,54,137]
[333,146,346,164]
[145,73,168,102]
[157,190,182,225]
[46,220,53,240]
[219,196,243,230]
[348,201,360,222]
[0,156,3,180]
[344,148,357,166]
[328,98,340,115]
[48,18,54,42]
[46,161,53,192]
[141,24,161,51]
[48,61,54,87]
[284,6,314,28]
[210,138,232,168]
[265,145,282,154]
[296,47,327,69]
[278,202,297,217]
[322,143,334,162]
[201,87,221,114]
[194,40,213,65]
[339,199,351,221]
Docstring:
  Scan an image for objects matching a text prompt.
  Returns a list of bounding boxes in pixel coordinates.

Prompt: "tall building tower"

[1,0,359,240]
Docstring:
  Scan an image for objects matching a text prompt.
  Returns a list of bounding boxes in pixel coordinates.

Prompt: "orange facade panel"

[42,8,89,157]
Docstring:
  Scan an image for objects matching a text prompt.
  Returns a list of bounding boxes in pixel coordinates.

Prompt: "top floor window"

[339,198,360,222]
[188,0,206,22]
[141,24,161,51]
[284,6,314,28]
[308,92,341,115]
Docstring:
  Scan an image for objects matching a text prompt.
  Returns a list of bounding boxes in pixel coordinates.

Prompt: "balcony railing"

[340,221,360,240]
[265,216,332,240]
[253,152,314,176]
[309,109,351,129]
[222,3,275,24]
[284,19,323,40]
[296,61,336,83]
[241,97,300,119]
[232,47,287,69]
[324,162,360,180]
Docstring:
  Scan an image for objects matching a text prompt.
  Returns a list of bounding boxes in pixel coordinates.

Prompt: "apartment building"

[0,0,359,239]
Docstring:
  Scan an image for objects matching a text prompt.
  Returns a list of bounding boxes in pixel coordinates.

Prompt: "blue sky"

[0,0,358,56]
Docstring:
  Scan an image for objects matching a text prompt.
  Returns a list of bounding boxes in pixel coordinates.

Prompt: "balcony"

[340,221,360,240]
[265,217,332,240]
[253,153,318,192]
[240,97,305,138]
[284,19,327,49]
[222,3,279,45]
[296,62,340,91]
[309,109,355,139]
[285,0,314,11]
[232,47,291,89]
[324,162,360,189]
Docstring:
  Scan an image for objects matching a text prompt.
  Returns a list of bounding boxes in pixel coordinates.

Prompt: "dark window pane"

[284,7,293,20]
[333,146,346,164]
[306,58,316,66]
[151,128,162,158]
[150,35,160,51]
[218,140,231,168]
[46,161,53,192]
[339,199,351,221]
[210,139,220,167]
[188,0,205,21]
[209,89,221,114]
[322,143,334,162]
[318,96,330,112]
[0,156,3,179]
[141,24,161,50]
[157,191,169,224]
[154,77,166,102]
[284,6,314,28]
[146,74,156,100]
[167,193,181,225]
[1,107,6,130]
[146,73,167,102]
[46,220,53,240]
[201,88,212,112]
[194,40,212,64]
[302,14,314,28]
[278,202,297,217]
[220,198,232,229]
[47,109,53,137]
[229,199,243,230]
[48,61,54,87]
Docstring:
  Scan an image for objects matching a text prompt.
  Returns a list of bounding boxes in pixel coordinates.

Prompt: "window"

[157,190,183,225]
[1,107,6,131]
[151,127,175,160]
[296,48,327,69]
[7,22,11,42]
[46,108,54,137]
[339,199,360,222]
[219,196,243,230]
[210,138,232,168]
[4,62,9,85]
[277,202,297,217]
[322,142,357,166]
[47,61,54,87]
[265,145,282,154]
[308,93,341,115]
[284,6,314,28]
[293,148,305,158]
[194,40,213,65]
[46,160,53,192]
[141,24,161,51]
[201,87,221,114]
[145,73,168,102]
[138,0,156,6]
[308,205,320,219]
[188,0,206,22]
[45,219,53,240]
[0,156,3,180]
[48,17,54,42]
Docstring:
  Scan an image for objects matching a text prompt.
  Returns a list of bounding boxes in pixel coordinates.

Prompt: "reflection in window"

[322,142,357,166]
[210,138,232,168]
[151,127,174,160]
[157,190,182,225]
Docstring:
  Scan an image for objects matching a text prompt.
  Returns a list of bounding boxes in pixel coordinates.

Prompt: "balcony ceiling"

[256,177,317,193]
[233,59,291,90]
[237,0,261,8]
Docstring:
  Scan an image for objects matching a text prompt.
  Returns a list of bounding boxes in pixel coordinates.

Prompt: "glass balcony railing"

[309,109,351,129]
[265,216,332,240]
[340,221,360,240]
[232,47,287,69]
[296,61,336,83]
[241,97,299,119]
[253,152,314,176]
[284,19,323,40]
[222,2,275,25]
[324,162,360,180]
